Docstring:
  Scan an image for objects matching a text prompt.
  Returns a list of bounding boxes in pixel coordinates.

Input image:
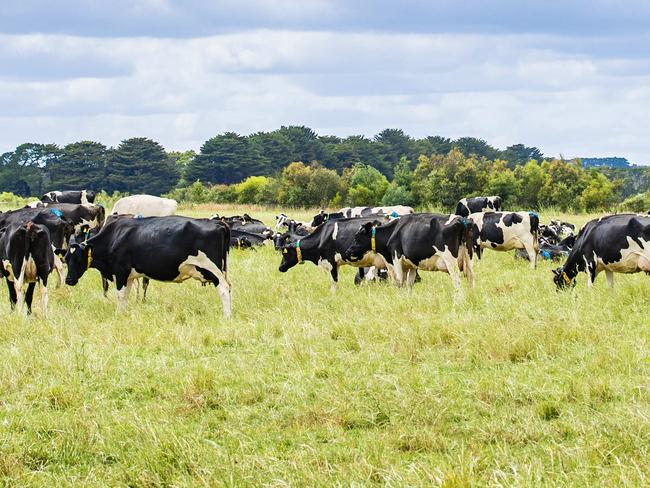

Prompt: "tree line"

[0,126,647,211]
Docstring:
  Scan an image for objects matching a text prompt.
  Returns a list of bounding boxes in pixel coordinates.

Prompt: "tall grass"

[0,207,649,486]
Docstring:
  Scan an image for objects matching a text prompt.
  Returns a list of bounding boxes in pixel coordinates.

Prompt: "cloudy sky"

[1,1,649,163]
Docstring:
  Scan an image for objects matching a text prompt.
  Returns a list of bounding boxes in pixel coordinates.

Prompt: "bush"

[620,192,650,212]
[380,183,413,206]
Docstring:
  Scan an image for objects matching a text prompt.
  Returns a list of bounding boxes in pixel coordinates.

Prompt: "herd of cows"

[1,192,650,319]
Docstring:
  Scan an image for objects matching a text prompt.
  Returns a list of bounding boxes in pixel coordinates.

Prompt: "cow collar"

[296,240,304,264]
[371,226,377,252]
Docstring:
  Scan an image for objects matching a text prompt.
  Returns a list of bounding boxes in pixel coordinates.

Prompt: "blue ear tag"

[542,250,551,259]
[50,208,63,218]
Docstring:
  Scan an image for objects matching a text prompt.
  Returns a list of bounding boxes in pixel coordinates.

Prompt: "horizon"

[1,1,649,164]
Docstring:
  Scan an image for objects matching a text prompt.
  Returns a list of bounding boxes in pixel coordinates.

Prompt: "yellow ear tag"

[371,227,376,252]
[87,248,93,269]
[562,271,570,285]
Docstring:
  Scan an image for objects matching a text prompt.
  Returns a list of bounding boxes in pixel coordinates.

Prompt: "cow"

[310,210,345,228]
[212,214,272,237]
[0,207,75,287]
[342,213,474,291]
[516,234,576,262]
[455,196,502,217]
[338,206,414,218]
[468,211,539,269]
[41,190,97,205]
[275,213,314,232]
[43,203,105,234]
[553,214,650,290]
[111,194,178,217]
[278,216,389,289]
[0,222,55,315]
[62,216,232,317]
[230,229,268,249]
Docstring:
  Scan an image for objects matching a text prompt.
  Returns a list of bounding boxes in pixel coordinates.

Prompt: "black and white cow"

[231,228,268,249]
[62,216,232,317]
[44,203,105,234]
[553,214,650,290]
[310,210,345,227]
[0,207,75,286]
[275,213,314,233]
[0,221,55,315]
[455,196,502,217]
[278,216,389,288]
[212,214,272,237]
[516,234,576,262]
[342,213,474,290]
[338,206,414,218]
[468,211,539,268]
[41,190,96,205]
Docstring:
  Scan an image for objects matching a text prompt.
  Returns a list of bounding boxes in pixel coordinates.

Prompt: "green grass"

[1,206,650,486]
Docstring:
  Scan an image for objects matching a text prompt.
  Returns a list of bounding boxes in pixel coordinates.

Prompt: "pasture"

[1,205,649,486]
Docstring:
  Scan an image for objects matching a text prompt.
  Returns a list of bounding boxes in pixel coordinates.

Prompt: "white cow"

[111,195,178,217]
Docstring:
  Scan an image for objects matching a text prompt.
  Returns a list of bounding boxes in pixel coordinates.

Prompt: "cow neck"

[371,219,397,259]
[294,226,324,264]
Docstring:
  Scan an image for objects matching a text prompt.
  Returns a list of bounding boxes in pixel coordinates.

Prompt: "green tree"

[346,163,389,205]
[106,138,178,195]
[0,143,60,196]
[307,167,341,207]
[48,141,106,191]
[186,132,263,184]
[374,128,414,176]
[248,131,295,175]
[279,162,313,206]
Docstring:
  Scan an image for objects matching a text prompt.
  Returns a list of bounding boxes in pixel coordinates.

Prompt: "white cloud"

[0,30,648,164]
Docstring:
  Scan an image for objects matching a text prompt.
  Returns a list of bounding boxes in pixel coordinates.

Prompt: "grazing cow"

[455,196,502,217]
[62,216,232,317]
[44,203,105,234]
[0,222,54,315]
[111,194,178,217]
[211,214,272,236]
[468,211,539,268]
[516,234,576,262]
[553,214,650,290]
[343,213,474,290]
[278,216,389,288]
[41,190,97,205]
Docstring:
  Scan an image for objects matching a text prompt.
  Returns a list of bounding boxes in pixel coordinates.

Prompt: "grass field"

[1,205,649,486]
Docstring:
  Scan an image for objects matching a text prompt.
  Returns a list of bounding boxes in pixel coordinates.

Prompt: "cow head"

[273,232,291,251]
[85,190,97,203]
[278,241,302,272]
[344,221,375,262]
[275,213,289,229]
[310,210,326,227]
[552,267,575,290]
[63,238,92,286]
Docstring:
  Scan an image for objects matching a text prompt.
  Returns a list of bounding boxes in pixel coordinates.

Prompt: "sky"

[1,0,649,163]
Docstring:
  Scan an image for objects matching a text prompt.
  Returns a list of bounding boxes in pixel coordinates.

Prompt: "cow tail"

[528,212,540,241]
[222,222,231,274]
[458,218,473,279]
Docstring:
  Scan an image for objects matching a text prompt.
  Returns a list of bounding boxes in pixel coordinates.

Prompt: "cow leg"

[133,278,140,302]
[354,268,365,286]
[39,278,49,316]
[116,278,133,312]
[605,270,614,289]
[5,279,17,311]
[459,246,475,286]
[329,264,339,293]
[440,252,462,294]
[25,282,36,315]
[142,278,150,301]
[392,257,406,286]
[523,240,537,269]
[405,268,418,288]
[53,255,64,288]
[102,277,109,298]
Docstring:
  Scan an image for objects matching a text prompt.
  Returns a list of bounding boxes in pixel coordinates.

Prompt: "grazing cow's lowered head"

[342,221,381,262]
[552,267,576,290]
[62,238,92,286]
[273,232,291,251]
[278,242,303,272]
